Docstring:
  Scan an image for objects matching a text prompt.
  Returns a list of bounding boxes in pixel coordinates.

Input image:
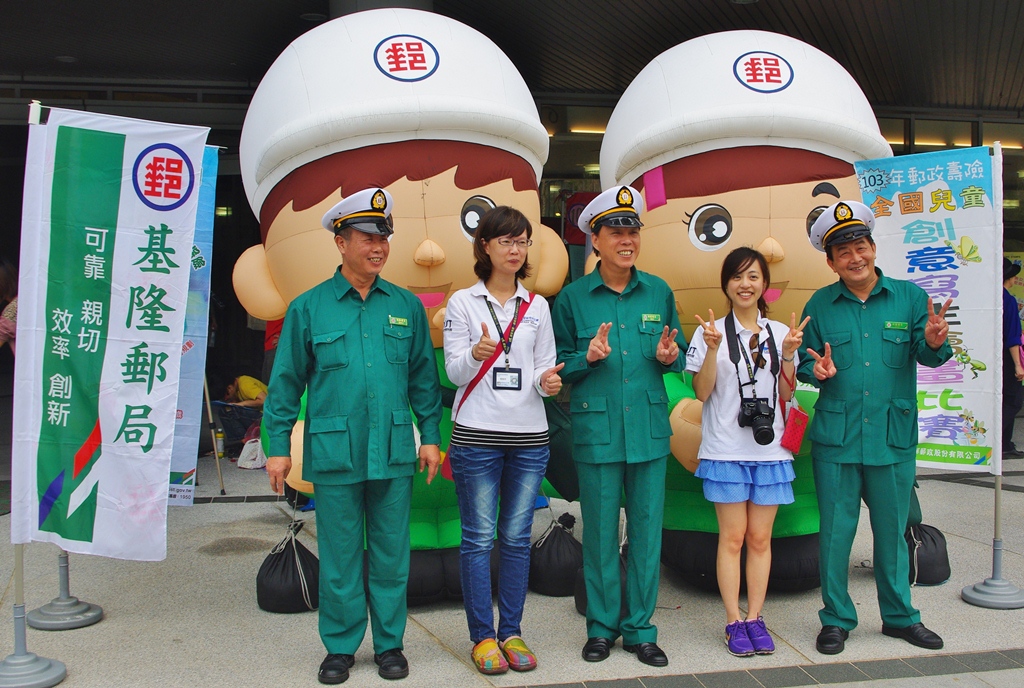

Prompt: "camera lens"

[751,416,775,445]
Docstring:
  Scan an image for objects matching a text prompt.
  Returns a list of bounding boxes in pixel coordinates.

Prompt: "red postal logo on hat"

[132,143,196,211]
[375,34,439,82]
[733,51,793,93]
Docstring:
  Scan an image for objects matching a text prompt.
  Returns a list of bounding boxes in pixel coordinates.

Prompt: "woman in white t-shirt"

[685,247,807,658]
[443,206,563,675]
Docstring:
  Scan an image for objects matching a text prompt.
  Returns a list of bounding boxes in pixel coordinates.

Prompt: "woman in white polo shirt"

[686,247,805,658]
[443,206,563,675]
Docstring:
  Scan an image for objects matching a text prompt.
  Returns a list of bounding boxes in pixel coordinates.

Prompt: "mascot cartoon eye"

[461,195,496,241]
[806,206,828,237]
[686,204,732,251]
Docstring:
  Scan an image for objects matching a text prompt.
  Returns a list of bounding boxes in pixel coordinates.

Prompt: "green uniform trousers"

[813,460,919,631]
[314,476,412,654]
[577,456,666,644]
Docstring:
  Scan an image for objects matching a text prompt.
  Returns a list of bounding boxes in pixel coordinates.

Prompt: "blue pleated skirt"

[694,459,796,506]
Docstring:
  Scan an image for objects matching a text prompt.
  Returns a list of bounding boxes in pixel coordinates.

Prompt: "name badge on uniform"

[389,315,408,327]
[884,321,908,330]
[493,367,523,391]
[642,313,661,323]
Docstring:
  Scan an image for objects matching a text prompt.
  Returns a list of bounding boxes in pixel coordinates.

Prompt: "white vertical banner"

[13,107,210,560]
[855,145,1003,474]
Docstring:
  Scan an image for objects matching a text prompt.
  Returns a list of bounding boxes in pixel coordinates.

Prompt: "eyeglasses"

[749,333,766,369]
[496,238,533,248]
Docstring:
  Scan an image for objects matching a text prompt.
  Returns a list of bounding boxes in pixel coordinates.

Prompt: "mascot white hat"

[600,30,892,188]
[239,8,549,219]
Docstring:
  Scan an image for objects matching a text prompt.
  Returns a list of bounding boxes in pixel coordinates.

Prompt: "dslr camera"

[738,398,775,445]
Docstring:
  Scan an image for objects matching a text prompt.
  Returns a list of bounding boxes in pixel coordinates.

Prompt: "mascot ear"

[525,222,568,297]
[232,245,288,320]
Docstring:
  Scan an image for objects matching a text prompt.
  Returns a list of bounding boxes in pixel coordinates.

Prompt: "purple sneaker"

[726,620,755,656]
[746,617,775,654]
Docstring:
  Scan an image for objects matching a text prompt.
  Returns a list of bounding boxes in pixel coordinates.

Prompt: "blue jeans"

[447,443,549,643]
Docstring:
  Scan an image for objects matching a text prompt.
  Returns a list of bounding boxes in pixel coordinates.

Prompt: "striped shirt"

[450,423,549,448]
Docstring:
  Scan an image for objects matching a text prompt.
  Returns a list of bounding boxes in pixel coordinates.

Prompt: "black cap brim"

[336,217,394,237]
[824,224,871,248]
[594,212,643,230]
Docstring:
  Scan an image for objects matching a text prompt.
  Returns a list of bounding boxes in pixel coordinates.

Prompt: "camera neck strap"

[724,312,779,409]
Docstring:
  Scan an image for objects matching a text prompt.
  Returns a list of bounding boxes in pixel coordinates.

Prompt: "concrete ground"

[2,453,1024,688]
[3,364,1024,686]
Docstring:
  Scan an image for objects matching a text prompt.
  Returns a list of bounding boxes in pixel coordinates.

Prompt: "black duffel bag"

[529,512,583,597]
[257,520,320,613]
[905,523,951,586]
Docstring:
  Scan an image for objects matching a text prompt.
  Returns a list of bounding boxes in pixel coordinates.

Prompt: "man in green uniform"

[799,200,952,655]
[264,188,443,685]
[553,186,687,668]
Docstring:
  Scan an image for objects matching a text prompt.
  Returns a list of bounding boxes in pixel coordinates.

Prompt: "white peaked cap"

[600,30,892,189]
[240,8,549,219]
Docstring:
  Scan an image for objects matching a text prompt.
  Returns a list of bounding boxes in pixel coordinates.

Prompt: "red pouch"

[780,397,809,454]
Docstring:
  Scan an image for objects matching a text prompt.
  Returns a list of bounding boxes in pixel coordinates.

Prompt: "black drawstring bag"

[257,520,320,613]
[905,523,951,586]
[529,512,583,597]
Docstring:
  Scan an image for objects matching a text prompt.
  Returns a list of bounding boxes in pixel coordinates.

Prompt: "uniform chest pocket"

[639,321,662,360]
[576,325,598,347]
[823,331,852,370]
[384,326,412,364]
[312,331,348,371]
[882,328,910,368]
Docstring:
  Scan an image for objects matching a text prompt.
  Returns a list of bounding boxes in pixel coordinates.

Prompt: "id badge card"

[492,367,523,391]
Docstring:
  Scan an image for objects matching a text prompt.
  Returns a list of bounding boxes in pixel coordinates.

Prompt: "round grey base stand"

[0,603,66,688]
[26,551,103,631]
[962,576,1024,609]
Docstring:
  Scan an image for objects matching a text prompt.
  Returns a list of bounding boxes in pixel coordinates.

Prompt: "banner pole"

[0,545,67,686]
[203,376,226,495]
[962,474,1024,608]
[26,550,103,630]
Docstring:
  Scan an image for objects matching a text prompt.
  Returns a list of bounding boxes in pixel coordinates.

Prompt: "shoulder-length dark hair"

[473,206,533,282]
[720,247,771,317]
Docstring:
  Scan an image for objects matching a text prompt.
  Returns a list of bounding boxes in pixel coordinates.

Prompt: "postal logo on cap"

[371,190,387,211]
[132,143,196,211]
[733,51,794,93]
[617,186,634,207]
[834,202,854,223]
[374,34,440,82]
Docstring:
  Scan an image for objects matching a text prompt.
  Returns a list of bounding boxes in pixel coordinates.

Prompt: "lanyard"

[485,296,521,369]
[724,313,779,408]
[737,333,763,388]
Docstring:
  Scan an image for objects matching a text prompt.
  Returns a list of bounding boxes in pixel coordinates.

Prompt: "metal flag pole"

[962,141,1024,609]
[962,473,1024,608]
[0,552,68,687]
[26,550,102,630]
[203,375,226,495]
[0,99,67,687]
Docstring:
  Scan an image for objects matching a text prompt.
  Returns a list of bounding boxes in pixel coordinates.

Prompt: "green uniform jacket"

[797,270,952,466]
[264,269,442,486]
[552,265,687,464]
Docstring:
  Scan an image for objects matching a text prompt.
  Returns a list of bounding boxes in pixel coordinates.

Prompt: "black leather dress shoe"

[318,654,354,685]
[373,649,410,680]
[582,637,613,662]
[882,622,944,649]
[623,642,668,667]
[815,626,849,655]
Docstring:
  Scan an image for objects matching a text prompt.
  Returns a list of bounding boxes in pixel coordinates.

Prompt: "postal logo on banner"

[133,143,196,211]
[375,34,439,82]
[733,51,793,93]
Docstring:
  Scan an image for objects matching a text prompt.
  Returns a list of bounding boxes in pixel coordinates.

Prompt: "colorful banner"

[855,146,1003,473]
[13,108,210,560]
[168,146,217,506]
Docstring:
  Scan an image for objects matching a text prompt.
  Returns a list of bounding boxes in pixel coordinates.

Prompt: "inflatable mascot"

[600,30,892,590]
[236,8,567,603]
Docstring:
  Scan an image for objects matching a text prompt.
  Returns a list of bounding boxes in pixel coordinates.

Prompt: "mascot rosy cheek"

[239,8,565,602]
[599,29,891,590]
